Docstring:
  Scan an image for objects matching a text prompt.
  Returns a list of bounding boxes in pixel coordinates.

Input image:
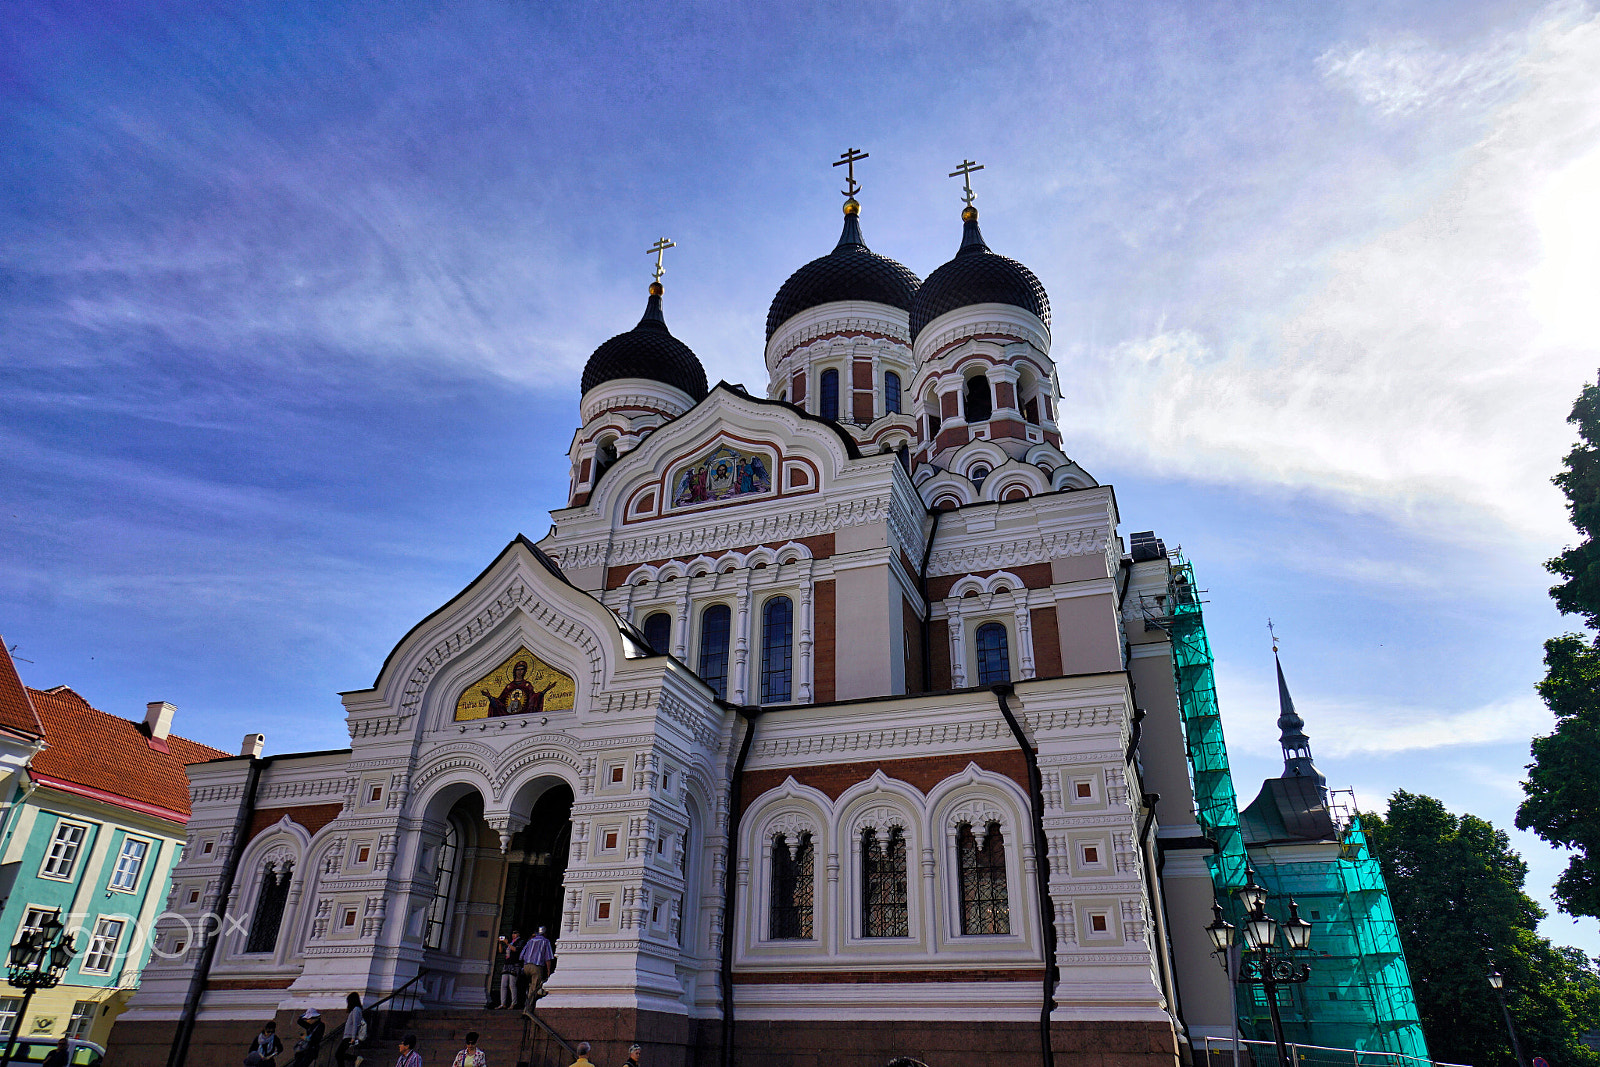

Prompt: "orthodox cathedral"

[110,159,1258,1067]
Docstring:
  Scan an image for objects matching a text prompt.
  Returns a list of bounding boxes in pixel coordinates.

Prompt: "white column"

[1015,599,1036,680]
[798,564,815,703]
[673,578,692,661]
[948,603,967,688]
[732,572,752,705]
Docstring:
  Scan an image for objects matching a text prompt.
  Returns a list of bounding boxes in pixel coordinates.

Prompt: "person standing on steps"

[245,1021,283,1067]
[336,992,365,1067]
[450,1031,487,1067]
[567,1041,595,1067]
[395,1034,422,1067]
[519,925,555,1013]
[290,1007,326,1067]
[497,930,524,1008]
[619,1043,643,1067]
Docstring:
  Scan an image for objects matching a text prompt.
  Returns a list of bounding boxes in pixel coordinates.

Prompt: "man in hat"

[291,1007,325,1067]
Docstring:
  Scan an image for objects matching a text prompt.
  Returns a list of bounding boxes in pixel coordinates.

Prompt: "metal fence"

[1200,1036,1471,1067]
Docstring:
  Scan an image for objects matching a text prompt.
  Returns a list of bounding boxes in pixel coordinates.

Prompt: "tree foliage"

[1365,791,1600,1067]
[1522,380,1600,920]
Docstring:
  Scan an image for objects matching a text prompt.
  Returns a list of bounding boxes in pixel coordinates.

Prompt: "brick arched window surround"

[699,604,732,700]
[819,368,840,421]
[956,821,1010,935]
[975,622,1011,686]
[245,858,293,954]
[769,831,814,939]
[642,611,671,655]
[861,826,909,938]
[760,596,794,704]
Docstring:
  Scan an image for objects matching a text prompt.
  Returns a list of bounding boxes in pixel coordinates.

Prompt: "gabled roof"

[0,639,44,740]
[24,686,228,824]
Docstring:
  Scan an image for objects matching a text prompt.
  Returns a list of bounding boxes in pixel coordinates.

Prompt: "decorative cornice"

[926,528,1110,577]
[751,719,1009,761]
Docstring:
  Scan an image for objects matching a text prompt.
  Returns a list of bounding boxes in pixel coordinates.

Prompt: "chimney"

[240,733,265,758]
[145,701,176,741]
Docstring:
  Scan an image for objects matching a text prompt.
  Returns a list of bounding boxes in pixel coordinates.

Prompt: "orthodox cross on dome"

[1268,617,1280,653]
[834,147,869,200]
[949,158,985,207]
[646,237,676,286]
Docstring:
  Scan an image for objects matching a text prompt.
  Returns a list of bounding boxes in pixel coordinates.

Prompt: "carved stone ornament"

[946,797,1008,836]
[765,810,818,845]
[850,804,910,837]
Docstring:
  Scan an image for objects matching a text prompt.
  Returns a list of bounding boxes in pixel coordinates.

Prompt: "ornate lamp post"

[1,914,77,1067]
[1205,868,1312,1067]
[1487,971,1530,1067]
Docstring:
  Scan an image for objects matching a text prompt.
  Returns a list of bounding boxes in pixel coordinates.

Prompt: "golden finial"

[949,158,985,208]
[834,147,869,203]
[1268,618,1279,654]
[646,237,675,289]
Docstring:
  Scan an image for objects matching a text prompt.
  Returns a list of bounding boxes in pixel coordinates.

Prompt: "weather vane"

[1268,618,1280,654]
[834,147,869,199]
[949,158,984,207]
[646,237,676,284]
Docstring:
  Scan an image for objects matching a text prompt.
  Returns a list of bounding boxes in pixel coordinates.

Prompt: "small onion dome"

[909,207,1049,341]
[581,283,708,401]
[765,200,922,341]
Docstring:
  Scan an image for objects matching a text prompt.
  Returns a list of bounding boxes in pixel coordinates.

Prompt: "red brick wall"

[1031,606,1063,677]
[813,580,836,702]
[792,371,806,405]
[928,562,1052,601]
[941,392,959,418]
[995,381,1016,408]
[930,619,951,690]
[853,391,874,423]
[247,803,343,843]
[903,597,924,695]
[740,748,1028,814]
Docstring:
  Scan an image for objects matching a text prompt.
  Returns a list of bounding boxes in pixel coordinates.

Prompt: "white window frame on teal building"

[66,1000,96,1039]
[0,996,19,1039]
[40,819,90,879]
[108,836,150,892]
[82,916,126,974]
[17,905,59,944]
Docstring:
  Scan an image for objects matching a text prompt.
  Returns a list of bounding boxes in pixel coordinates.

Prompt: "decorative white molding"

[927,528,1110,577]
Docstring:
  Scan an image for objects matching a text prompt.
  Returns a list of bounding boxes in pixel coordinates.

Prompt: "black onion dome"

[581,289,708,400]
[909,211,1050,341]
[765,209,922,341]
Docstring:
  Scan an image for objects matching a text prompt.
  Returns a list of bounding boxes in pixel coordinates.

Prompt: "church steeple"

[1274,650,1325,787]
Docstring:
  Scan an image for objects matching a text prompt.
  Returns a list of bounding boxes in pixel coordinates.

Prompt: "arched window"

[245,858,293,953]
[594,438,619,483]
[975,622,1011,686]
[642,612,671,655]
[760,596,793,704]
[424,819,461,949]
[699,604,732,700]
[885,372,902,415]
[1023,397,1040,425]
[770,832,814,939]
[820,369,840,421]
[861,826,908,937]
[957,821,1010,934]
[964,376,992,422]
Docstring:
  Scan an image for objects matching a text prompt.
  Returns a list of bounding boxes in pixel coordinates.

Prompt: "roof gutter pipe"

[991,683,1056,1067]
[169,755,264,1067]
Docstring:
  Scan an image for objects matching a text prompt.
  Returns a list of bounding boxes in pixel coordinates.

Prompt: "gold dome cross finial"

[834,147,869,202]
[646,237,676,288]
[949,158,985,207]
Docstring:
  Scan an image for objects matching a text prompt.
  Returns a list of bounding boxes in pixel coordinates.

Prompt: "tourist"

[568,1041,595,1067]
[291,1007,326,1067]
[42,1038,70,1067]
[519,926,555,1011]
[619,1043,642,1067]
[336,992,365,1067]
[451,1031,487,1067]
[245,1021,283,1067]
[498,930,524,1008]
[396,1034,422,1067]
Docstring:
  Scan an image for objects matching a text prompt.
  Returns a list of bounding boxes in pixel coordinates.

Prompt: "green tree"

[1521,380,1600,919]
[1365,791,1600,1067]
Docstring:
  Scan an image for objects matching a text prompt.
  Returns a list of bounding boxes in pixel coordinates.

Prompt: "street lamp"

[1487,970,1529,1067]
[1206,868,1312,1067]
[2,915,77,1067]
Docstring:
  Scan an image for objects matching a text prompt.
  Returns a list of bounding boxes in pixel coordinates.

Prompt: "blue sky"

[4,0,1599,954]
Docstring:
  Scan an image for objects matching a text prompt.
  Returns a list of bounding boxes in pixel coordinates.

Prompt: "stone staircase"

[377,1009,573,1067]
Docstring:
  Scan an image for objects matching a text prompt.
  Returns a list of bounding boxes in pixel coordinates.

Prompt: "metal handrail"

[365,969,428,1013]
[1200,1036,1471,1067]
[524,1010,578,1060]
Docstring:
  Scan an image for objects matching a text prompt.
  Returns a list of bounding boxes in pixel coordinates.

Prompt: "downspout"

[918,510,942,694]
[720,706,763,1067]
[169,755,264,1067]
[991,683,1056,1067]
[1137,791,1181,1040]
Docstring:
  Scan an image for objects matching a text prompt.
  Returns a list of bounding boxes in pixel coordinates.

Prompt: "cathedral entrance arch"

[497,779,574,944]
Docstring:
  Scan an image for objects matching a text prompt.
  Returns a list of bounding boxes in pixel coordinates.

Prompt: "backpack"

[355,1019,368,1044]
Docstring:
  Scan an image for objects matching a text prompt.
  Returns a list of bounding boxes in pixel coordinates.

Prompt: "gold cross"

[646,237,676,283]
[1268,618,1279,654]
[834,147,869,198]
[949,158,985,206]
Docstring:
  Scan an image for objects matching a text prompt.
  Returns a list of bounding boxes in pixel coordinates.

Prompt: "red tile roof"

[0,639,44,740]
[25,686,228,824]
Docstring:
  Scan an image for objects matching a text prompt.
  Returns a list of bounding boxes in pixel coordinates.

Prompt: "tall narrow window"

[885,372,902,414]
[699,604,732,700]
[770,832,814,939]
[593,438,619,483]
[861,826,909,937]
[975,622,1011,686]
[108,837,149,892]
[760,596,793,704]
[424,820,460,950]
[41,821,86,879]
[642,612,671,655]
[1023,397,1040,425]
[66,1001,96,1040]
[0,997,21,1041]
[964,376,992,422]
[820,369,840,421]
[957,821,1011,934]
[245,859,293,953]
[82,918,126,974]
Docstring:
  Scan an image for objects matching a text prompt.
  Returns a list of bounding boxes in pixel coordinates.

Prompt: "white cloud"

[1063,6,1600,548]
